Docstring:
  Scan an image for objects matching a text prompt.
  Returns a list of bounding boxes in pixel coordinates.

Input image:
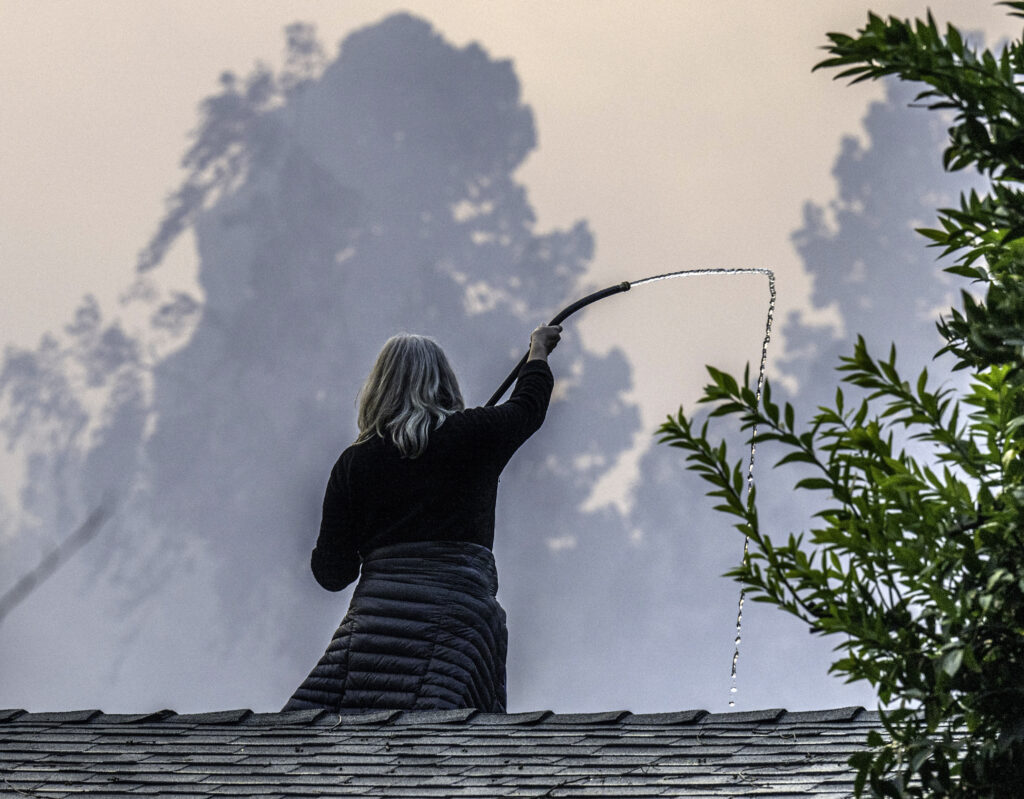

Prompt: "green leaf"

[795,477,834,491]
[944,264,986,280]
[946,23,963,55]
[776,451,818,467]
[941,647,964,677]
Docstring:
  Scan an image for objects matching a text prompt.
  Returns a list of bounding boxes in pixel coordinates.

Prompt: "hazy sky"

[4,1,1016,497]
[4,2,1015,370]
[1,1,1019,714]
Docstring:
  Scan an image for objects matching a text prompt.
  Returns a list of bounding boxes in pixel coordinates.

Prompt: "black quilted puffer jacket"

[283,360,553,712]
[284,541,508,711]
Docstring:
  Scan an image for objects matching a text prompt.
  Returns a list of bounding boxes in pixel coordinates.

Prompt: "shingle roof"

[0,706,878,797]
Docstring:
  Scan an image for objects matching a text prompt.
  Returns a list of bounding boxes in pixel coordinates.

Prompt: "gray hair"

[355,334,464,458]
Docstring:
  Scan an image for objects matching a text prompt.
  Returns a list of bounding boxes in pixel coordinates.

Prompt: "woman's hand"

[528,325,562,362]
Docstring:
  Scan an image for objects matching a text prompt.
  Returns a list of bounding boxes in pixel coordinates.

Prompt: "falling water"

[630,267,776,707]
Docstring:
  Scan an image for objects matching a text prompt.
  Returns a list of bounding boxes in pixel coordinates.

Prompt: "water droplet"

[630,267,776,712]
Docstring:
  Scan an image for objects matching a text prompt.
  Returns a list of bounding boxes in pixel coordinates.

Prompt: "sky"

[2,1,1016,421]
[0,1,1019,715]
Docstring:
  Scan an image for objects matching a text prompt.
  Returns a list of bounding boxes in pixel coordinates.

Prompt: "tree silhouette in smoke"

[0,15,644,711]
[780,79,983,406]
[0,295,145,591]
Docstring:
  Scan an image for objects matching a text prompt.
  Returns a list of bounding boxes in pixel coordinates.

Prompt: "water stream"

[630,268,776,707]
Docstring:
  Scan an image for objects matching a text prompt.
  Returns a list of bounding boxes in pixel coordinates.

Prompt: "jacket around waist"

[357,540,499,596]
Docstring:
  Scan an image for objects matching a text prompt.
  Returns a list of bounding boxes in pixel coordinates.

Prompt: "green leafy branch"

[661,346,1023,796]
[662,5,1024,795]
[816,7,1024,382]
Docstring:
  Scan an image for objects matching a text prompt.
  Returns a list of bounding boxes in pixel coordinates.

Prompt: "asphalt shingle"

[0,706,879,797]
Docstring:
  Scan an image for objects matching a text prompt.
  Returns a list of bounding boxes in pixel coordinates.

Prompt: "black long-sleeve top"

[311,359,554,591]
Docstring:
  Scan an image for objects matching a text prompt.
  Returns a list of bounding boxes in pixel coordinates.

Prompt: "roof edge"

[0,705,873,727]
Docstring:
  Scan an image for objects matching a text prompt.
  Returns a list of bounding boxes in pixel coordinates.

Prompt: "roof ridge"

[0,705,872,727]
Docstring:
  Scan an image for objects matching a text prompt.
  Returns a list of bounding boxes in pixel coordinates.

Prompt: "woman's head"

[356,334,464,458]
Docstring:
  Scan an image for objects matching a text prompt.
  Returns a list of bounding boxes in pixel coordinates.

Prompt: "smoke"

[0,17,984,714]
[0,15,642,712]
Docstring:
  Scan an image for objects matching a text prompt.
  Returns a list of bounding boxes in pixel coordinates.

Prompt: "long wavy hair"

[355,334,464,458]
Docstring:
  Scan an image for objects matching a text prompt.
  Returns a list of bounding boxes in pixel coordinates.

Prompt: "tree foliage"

[659,5,1024,797]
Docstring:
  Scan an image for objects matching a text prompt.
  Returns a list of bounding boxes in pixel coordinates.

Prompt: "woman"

[283,325,561,712]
